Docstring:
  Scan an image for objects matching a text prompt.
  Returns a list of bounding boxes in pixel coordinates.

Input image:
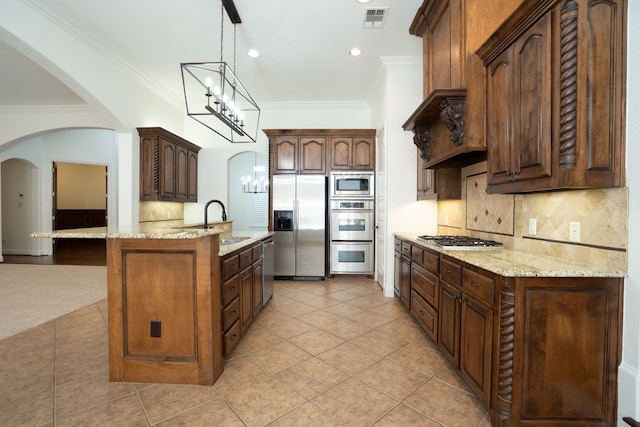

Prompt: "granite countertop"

[395,232,626,278]
[32,222,273,256]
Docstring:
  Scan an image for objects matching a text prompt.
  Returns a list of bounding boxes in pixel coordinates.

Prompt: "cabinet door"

[160,139,176,199]
[272,137,298,174]
[400,255,411,309]
[352,137,374,170]
[330,137,352,170]
[299,137,326,174]
[187,149,198,201]
[393,251,402,298]
[460,294,493,406]
[140,136,158,200]
[417,154,435,200]
[439,281,461,367]
[252,259,263,317]
[175,145,188,200]
[239,266,252,332]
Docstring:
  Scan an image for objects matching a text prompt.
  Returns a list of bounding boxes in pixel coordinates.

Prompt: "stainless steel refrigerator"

[272,175,326,279]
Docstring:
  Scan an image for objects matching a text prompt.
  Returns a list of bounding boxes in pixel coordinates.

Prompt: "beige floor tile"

[0,389,53,427]
[55,378,136,419]
[55,392,148,427]
[345,294,390,310]
[287,327,345,355]
[319,318,375,340]
[249,341,313,374]
[0,324,55,378]
[404,378,487,427]
[0,364,53,405]
[297,309,343,328]
[155,397,245,426]
[349,328,411,356]
[271,297,317,317]
[223,376,307,426]
[294,294,343,309]
[312,377,398,426]
[316,341,382,375]
[356,358,429,401]
[321,301,367,318]
[232,324,285,354]
[375,318,427,342]
[387,342,449,376]
[137,383,220,425]
[266,315,320,340]
[267,401,342,426]
[373,403,441,426]
[348,308,398,329]
[213,355,271,396]
[277,357,350,399]
[433,364,474,393]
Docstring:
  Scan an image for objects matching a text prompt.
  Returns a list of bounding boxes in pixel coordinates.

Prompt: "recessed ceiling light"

[247,49,260,58]
[349,48,362,57]
[356,0,372,3]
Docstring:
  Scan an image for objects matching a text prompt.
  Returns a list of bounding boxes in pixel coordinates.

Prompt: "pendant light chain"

[233,24,237,75]
[219,1,224,63]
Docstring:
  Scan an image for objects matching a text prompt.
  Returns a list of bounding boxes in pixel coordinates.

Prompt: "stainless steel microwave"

[330,172,374,199]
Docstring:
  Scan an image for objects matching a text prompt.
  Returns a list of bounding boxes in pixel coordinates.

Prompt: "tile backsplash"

[437,162,628,272]
[139,201,184,223]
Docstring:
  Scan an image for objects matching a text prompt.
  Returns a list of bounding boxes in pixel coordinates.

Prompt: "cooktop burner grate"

[417,235,503,250]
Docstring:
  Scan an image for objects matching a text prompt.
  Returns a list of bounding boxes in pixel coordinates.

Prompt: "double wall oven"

[329,172,374,274]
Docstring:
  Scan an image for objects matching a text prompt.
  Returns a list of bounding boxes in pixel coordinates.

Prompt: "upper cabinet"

[330,137,375,171]
[477,0,626,193]
[403,0,522,169]
[265,129,376,175]
[138,127,201,202]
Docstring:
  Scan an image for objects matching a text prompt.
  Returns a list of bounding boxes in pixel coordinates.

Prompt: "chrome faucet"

[204,199,227,228]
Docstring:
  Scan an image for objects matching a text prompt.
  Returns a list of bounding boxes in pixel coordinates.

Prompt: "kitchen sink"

[220,236,250,245]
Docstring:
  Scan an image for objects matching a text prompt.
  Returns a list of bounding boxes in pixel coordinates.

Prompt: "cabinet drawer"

[222,297,240,332]
[411,245,423,264]
[394,238,402,252]
[411,290,438,342]
[440,257,462,287]
[222,275,240,306]
[401,241,411,257]
[462,268,495,306]
[411,263,439,308]
[252,243,262,262]
[239,247,253,269]
[222,255,239,280]
[423,251,439,274]
[223,320,240,356]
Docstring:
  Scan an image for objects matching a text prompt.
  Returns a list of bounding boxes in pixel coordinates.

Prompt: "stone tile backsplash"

[437,162,628,272]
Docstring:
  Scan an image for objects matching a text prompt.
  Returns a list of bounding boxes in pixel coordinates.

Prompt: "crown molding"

[257,100,370,111]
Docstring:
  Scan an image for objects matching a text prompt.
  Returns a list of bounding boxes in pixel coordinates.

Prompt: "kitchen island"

[34,223,273,386]
[394,232,625,426]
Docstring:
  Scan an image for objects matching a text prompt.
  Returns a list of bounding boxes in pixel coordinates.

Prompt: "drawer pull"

[469,281,481,287]
[230,286,237,292]
[230,311,237,316]
[419,310,424,315]
[444,269,453,274]
[231,334,238,339]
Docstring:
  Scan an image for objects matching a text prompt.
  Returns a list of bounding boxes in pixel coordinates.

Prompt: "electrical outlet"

[529,218,537,235]
[150,320,161,338]
[569,222,580,242]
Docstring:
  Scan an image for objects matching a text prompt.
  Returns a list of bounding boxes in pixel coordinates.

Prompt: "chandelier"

[180,0,260,143]
[241,153,268,194]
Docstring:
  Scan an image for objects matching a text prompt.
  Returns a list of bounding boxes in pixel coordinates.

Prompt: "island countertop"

[32,222,273,256]
[395,232,626,278]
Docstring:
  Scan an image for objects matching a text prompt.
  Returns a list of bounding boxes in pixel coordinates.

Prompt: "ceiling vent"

[363,8,388,29]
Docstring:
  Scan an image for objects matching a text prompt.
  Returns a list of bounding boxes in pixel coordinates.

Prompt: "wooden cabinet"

[410,245,440,341]
[477,0,626,193]
[330,136,375,171]
[219,242,263,355]
[269,135,326,175]
[265,129,376,175]
[138,127,201,202]
[416,153,462,200]
[393,238,412,308]
[404,0,521,169]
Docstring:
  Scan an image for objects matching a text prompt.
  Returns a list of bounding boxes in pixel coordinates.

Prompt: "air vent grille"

[363,8,387,29]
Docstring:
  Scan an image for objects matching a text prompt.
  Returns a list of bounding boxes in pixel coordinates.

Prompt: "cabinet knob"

[468,281,480,287]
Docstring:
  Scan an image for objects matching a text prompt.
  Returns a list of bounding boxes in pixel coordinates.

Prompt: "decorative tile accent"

[465,173,514,235]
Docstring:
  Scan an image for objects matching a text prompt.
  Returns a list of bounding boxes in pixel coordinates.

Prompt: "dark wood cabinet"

[417,153,462,200]
[220,242,263,354]
[477,0,626,193]
[393,238,412,308]
[438,280,461,366]
[138,127,200,202]
[330,136,374,171]
[268,135,326,174]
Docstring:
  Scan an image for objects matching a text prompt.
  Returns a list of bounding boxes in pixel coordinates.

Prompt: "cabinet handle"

[468,281,481,287]
[444,269,453,274]
[230,286,237,292]
[231,334,238,339]
[230,311,237,316]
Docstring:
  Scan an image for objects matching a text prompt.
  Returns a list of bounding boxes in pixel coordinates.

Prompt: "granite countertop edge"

[395,232,626,278]
[32,224,274,256]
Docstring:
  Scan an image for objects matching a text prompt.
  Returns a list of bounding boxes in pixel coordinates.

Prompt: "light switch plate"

[529,218,537,235]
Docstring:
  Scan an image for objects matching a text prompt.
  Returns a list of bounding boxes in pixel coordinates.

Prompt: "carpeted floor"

[0,264,107,340]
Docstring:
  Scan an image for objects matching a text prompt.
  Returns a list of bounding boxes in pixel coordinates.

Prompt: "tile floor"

[0,276,490,427]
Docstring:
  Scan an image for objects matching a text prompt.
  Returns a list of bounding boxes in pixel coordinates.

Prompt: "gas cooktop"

[417,235,504,250]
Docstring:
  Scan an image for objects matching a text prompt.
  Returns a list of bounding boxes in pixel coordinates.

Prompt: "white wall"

[370,58,438,296]
[619,1,640,422]
[0,129,118,256]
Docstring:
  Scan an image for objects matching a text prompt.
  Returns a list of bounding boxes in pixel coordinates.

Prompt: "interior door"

[375,125,386,289]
